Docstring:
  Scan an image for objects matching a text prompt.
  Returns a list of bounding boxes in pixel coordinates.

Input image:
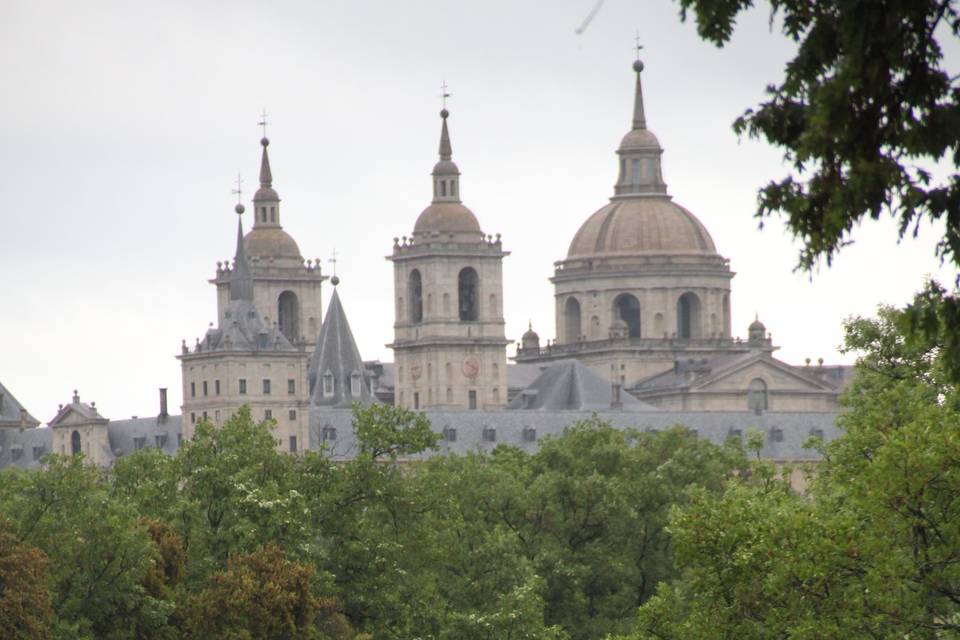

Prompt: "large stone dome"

[414,202,482,235]
[567,196,717,259]
[244,227,303,260]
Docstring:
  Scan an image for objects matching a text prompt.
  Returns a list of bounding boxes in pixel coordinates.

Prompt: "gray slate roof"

[0,381,39,427]
[508,359,658,412]
[309,406,841,463]
[309,288,375,408]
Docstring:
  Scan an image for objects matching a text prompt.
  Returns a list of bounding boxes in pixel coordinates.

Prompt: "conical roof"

[309,287,374,408]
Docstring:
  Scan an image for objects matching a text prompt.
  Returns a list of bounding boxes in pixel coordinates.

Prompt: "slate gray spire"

[259,137,273,187]
[439,110,452,160]
[632,59,647,130]
[432,109,461,203]
[309,287,374,407]
[613,56,668,197]
[229,204,254,302]
[252,133,281,228]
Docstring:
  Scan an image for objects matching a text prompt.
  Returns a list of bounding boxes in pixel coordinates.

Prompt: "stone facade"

[388,110,510,411]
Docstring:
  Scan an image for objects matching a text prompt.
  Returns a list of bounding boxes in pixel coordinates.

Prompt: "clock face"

[410,364,423,380]
[462,357,480,379]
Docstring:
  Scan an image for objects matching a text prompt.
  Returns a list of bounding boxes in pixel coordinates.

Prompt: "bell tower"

[388,106,509,410]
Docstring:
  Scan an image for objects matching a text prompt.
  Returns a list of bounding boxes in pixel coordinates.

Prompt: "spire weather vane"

[258,108,269,138]
[232,172,243,204]
[635,30,643,60]
[328,248,338,277]
[440,80,451,110]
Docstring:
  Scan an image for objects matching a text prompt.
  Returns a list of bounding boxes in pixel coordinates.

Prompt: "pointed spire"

[439,109,452,160]
[309,286,374,408]
[631,59,647,130]
[259,137,273,187]
[431,107,461,203]
[613,55,667,198]
[230,202,254,301]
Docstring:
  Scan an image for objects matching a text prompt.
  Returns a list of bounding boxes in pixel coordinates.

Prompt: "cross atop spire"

[258,108,269,140]
[635,30,643,62]
[440,80,451,111]
[232,172,243,206]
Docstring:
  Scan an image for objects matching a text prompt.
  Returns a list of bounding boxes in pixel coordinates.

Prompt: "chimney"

[19,408,27,428]
[159,388,168,420]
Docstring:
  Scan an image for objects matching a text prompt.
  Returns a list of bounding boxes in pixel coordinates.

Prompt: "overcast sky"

[2,0,957,423]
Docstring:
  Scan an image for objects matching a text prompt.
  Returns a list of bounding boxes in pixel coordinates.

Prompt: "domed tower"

[516,56,748,385]
[212,133,326,349]
[388,108,509,410]
[180,198,310,452]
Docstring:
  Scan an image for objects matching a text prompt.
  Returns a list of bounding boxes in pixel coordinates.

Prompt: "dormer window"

[322,371,334,396]
[350,372,362,397]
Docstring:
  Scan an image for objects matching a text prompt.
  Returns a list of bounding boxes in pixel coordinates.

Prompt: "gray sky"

[2,0,956,422]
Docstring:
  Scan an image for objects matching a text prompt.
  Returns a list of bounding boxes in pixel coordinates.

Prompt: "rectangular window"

[322,374,334,395]
[468,390,477,410]
[177,433,183,446]
[413,392,419,410]
[202,411,208,421]
[133,436,146,450]
[482,427,496,442]
[214,409,220,423]
[444,427,457,442]
[523,427,536,442]
[323,426,337,441]
[288,409,297,421]
[289,435,297,453]
[190,382,196,398]
[263,379,271,395]
[350,374,361,396]
[239,378,247,395]
[155,434,167,448]
[202,381,208,396]
[215,379,221,395]
[32,446,45,460]
[190,412,196,425]
[288,379,296,395]
[265,409,273,420]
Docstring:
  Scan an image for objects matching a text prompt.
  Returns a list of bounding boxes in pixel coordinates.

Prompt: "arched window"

[748,378,768,414]
[408,270,423,323]
[564,297,581,343]
[458,267,478,321]
[70,430,81,456]
[613,293,641,338]
[677,292,702,339]
[277,291,300,342]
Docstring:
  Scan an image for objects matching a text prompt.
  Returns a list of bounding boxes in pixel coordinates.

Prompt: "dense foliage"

[673,0,960,375]
[621,292,960,638]
[0,405,744,639]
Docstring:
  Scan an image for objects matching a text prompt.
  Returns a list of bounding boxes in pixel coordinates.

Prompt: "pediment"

[691,356,834,393]
[49,406,106,428]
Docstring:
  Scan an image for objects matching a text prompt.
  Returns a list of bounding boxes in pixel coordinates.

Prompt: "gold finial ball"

[331,275,340,286]
[260,137,270,147]
[440,108,449,119]
[235,203,245,215]
[633,59,644,72]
